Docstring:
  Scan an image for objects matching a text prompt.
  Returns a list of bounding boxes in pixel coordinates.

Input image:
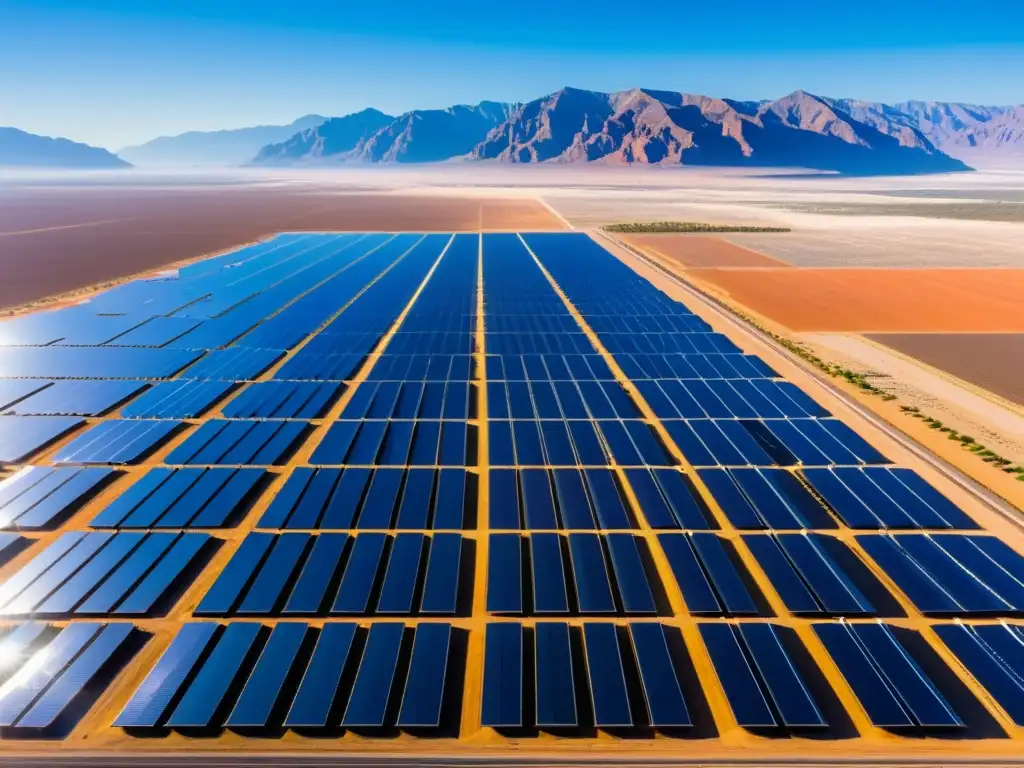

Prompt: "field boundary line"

[536,197,575,230]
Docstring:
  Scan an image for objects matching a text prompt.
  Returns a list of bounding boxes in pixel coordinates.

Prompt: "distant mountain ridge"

[252,102,517,165]
[247,88,1021,174]
[0,127,130,168]
[118,114,327,167]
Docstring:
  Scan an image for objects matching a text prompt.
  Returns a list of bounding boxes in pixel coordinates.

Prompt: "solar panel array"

[0,231,1023,753]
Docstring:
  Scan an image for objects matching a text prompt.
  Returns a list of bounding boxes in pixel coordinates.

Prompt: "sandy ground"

[618,233,791,267]
[805,333,1024,466]
[865,333,1024,407]
[682,268,1024,333]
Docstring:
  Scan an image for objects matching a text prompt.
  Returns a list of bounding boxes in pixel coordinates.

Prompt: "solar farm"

[0,230,1023,761]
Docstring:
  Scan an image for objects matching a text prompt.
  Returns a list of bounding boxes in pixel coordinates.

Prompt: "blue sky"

[2,0,1022,150]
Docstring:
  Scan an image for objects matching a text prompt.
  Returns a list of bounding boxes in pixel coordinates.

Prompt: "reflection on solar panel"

[0,467,114,530]
[0,531,212,617]
[53,420,181,464]
[0,622,142,732]
[1,231,1020,753]
[0,416,84,463]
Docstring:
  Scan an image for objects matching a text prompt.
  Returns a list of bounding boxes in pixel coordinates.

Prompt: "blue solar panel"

[342,622,404,727]
[114,533,210,615]
[481,622,523,728]
[0,416,84,463]
[166,622,264,727]
[628,623,690,727]
[581,623,632,727]
[331,533,387,614]
[285,623,358,728]
[283,534,348,615]
[377,533,425,614]
[121,380,233,419]
[487,534,522,614]
[76,534,178,615]
[397,623,451,728]
[226,622,308,728]
[0,467,112,530]
[934,623,1024,725]
[195,533,274,615]
[420,533,462,615]
[238,533,310,614]
[0,622,105,726]
[605,534,657,614]
[115,622,220,728]
[737,623,825,728]
[4,380,147,416]
[530,533,569,614]
[16,623,137,730]
[53,419,181,464]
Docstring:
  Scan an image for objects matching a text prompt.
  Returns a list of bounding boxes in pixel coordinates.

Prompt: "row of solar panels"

[484,312,709,335]
[2,618,1020,738]
[115,621,454,730]
[489,377,824,422]
[0,531,212,617]
[260,467,469,530]
[638,377,829,420]
[0,467,114,530]
[486,352,774,382]
[89,468,265,529]
[0,622,142,733]
[196,532,464,617]
[485,331,739,357]
[481,619,971,731]
[486,531,879,617]
[310,419,470,467]
[341,380,473,421]
[487,416,884,469]
[2,463,967,538]
[663,417,888,467]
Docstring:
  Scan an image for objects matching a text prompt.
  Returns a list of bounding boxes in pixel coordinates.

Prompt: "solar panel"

[115,622,220,728]
[481,622,523,728]
[285,623,358,728]
[582,623,632,727]
[342,622,404,727]
[628,623,690,727]
[166,622,263,728]
[16,623,137,730]
[226,622,308,728]
[397,623,452,728]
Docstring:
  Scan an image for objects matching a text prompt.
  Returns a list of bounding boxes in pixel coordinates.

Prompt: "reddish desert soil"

[622,233,791,268]
[686,268,1024,332]
[0,188,559,309]
[866,332,1024,406]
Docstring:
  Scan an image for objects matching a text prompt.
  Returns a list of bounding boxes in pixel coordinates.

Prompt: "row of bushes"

[603,221,791,234]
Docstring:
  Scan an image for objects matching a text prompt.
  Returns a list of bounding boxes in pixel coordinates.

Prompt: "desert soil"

[618,233,791,268]
[684,267,1024,333]
[865,333,1024,407]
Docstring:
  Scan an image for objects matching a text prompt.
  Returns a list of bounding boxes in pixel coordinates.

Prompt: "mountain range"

[117,114,327,167]
[4,88,1023,173]
[0,127,129,168]
[242,88,1024,173]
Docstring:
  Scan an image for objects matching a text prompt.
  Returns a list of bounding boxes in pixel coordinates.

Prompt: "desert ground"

[865,333,1024,406]
[680,268,1024,333]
